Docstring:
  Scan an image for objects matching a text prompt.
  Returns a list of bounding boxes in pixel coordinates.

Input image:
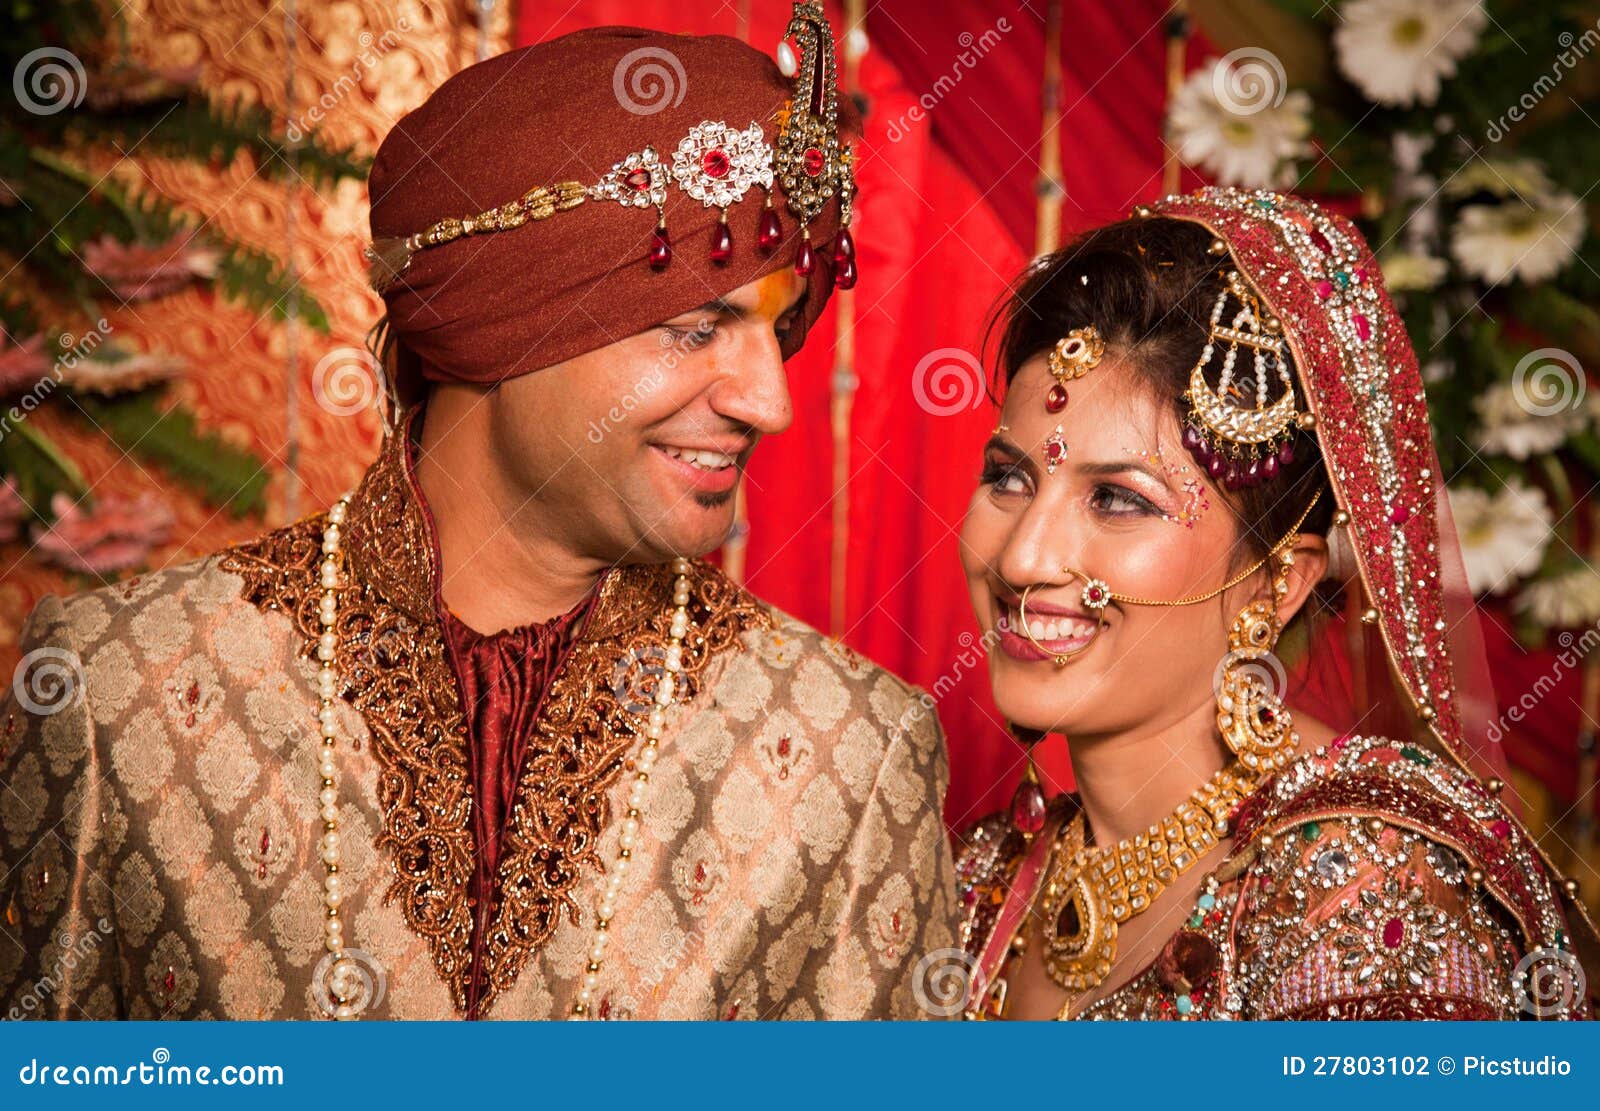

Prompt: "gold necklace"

[1034,760,1258,994]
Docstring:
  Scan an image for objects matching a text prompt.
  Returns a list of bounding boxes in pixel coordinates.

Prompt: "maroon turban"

[368,25,854,393]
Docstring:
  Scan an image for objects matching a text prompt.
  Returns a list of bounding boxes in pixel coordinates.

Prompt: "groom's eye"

[662,319,719,350]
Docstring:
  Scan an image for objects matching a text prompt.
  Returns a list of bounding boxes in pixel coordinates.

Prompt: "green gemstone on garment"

[1198,893,1216,911]
[1176,994,1194,1015]
[1334,270,1351,289]
[1188,913,1204,929]
[1556,930,1568,950]
[1400,745,1432,765]
[1301,821,1320,843]
[1254,198,1276,211]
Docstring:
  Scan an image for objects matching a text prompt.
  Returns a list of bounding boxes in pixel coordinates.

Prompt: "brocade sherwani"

[0,433,958,1020]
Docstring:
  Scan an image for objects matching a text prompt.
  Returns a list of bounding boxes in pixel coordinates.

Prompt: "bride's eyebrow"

[1075,458,1174,489]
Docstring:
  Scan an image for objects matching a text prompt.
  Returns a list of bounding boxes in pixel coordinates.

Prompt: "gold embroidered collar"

[223,421,769,1014]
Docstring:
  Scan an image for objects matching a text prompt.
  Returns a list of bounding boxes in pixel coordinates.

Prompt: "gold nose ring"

[1017,570,1109,667]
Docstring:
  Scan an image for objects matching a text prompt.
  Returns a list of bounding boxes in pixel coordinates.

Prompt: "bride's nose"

[994,490,1086,589]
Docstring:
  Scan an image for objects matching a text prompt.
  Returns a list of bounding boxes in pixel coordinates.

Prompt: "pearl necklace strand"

[314,495,691,1021]
[316,495,357,1019]
[570,555,693,1019]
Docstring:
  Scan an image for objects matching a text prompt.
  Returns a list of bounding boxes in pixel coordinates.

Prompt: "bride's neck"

[1067,697,1228,848]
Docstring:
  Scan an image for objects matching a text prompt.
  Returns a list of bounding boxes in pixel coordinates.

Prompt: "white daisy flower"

[1333,0,1488,108]
[1168,58,1311,189]
[1515,565,1600,630]
[1448,479,1552,595]
[1451,191,1586,285]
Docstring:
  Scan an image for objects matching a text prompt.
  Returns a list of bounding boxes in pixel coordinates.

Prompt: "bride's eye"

[979,457,1030,496]
[1089,482,1159,516]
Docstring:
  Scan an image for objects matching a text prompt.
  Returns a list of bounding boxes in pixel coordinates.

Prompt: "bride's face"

[959,354,1261,739]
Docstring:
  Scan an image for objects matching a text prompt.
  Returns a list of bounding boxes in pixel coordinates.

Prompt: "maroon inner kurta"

[439,599,593,1017]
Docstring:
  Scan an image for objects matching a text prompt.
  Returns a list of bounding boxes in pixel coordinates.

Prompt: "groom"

[1,10,957,1020]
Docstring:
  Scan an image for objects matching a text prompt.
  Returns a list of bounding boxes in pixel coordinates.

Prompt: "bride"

[953,187,1595,1021]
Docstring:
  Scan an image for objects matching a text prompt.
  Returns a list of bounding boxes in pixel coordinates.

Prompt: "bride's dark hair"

[988,216,1334,566]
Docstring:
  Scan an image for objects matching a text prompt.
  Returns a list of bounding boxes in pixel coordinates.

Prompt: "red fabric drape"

[517,0,1198,828]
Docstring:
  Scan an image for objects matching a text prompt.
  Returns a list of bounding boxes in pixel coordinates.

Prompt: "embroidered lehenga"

[956,188,1596,1021]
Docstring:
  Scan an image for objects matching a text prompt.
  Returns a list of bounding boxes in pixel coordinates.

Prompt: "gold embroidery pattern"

[485,562,771,1010]
[220,433,770,1014]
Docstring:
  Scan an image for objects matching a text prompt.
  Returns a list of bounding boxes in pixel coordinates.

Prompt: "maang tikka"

[1039,325,1103,475]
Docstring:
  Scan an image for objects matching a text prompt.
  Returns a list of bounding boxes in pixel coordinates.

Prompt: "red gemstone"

[702,149,731,179]
[1258,706,1275,724]
[832,227,855,263]
[1315,279,1334,300]
[803,147,825,176]
[1044,439,1067,466]
[163,969,176,995]
[758,208,784,251]
[1381,917,1405,949]
[836,256,858,290]
[1310,229,1333,255]
[649,228,672,270]
[777,735,791,757]
[710,220,733,264]
[1046,384,1068,412]
[1011,780,1047,834]
[623,168,652,192]
[961,887,977,905]
[795,238,815,276]
[1086,586,1105,604]
[1354,313,1372,341]
[1353,266,1368,284]
[1388,504,1410,526]
[1490,819,1512,839]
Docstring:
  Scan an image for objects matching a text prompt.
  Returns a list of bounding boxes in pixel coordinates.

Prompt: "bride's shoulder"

[1214,734,1587,1019]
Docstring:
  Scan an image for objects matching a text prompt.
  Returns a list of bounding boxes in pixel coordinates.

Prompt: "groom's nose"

[706,329,793,437]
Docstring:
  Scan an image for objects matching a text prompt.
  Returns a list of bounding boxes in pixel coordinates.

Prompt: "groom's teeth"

[664,446,736,470]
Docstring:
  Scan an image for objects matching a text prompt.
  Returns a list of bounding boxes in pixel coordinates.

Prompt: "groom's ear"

[1275,534,1330,631]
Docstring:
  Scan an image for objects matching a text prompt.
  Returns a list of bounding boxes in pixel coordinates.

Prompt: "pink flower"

[32,491,175,575]
[80,233,220,301]
[0,478,26,544]
[0,333,52,395]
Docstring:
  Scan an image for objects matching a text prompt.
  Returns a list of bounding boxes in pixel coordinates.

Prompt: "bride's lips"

[993,590,1103,661]
[651,442,746,495]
